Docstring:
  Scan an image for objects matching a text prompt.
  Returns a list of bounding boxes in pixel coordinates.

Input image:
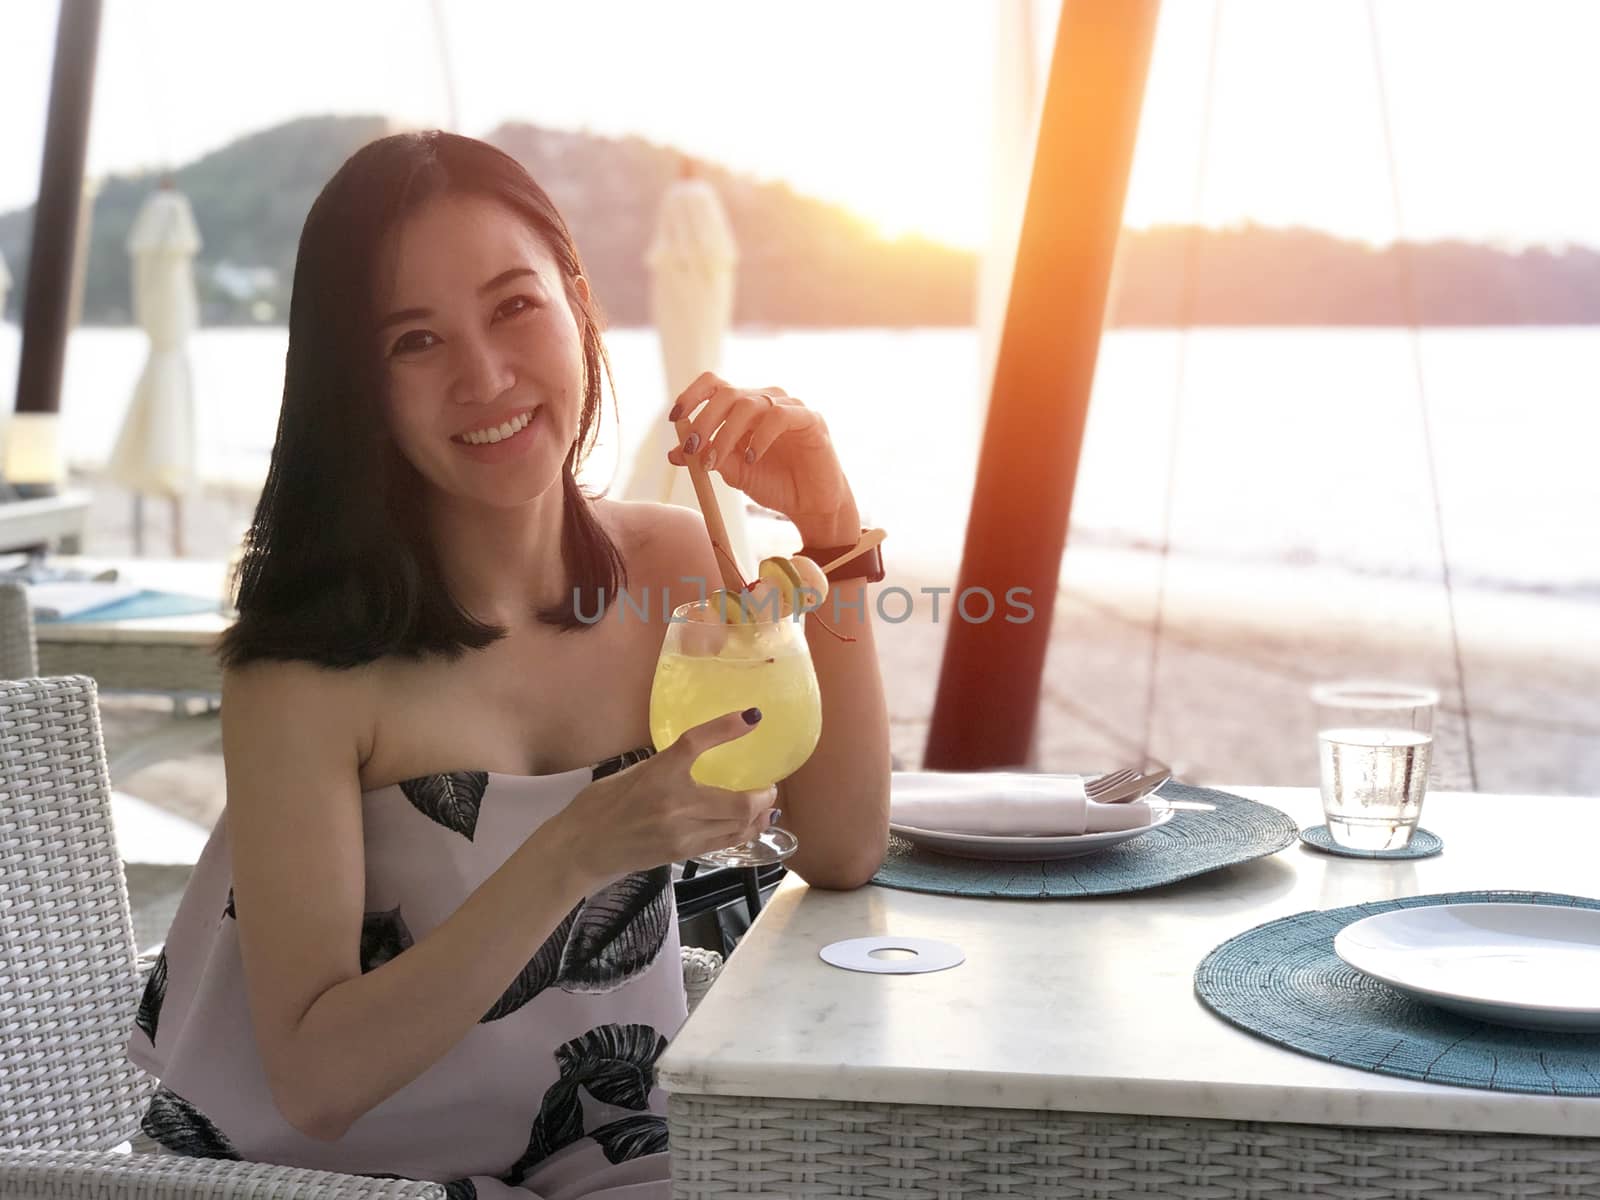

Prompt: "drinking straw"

[673,416,747,594]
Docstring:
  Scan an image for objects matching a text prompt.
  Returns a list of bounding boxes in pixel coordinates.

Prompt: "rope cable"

[1139,0,1224,763]
[427,0,461,133]
[1364,0,1480,790]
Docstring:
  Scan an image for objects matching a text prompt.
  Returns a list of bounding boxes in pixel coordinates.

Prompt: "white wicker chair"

[0,582,39,680]
[0,676,450,1198]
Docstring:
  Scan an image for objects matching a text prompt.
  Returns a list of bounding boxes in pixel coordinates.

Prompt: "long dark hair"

[220,131,625,670]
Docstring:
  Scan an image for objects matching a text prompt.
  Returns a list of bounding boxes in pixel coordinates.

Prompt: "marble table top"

[659,787,1600,1136]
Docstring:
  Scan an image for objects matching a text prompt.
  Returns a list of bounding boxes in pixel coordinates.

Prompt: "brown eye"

[495,295,535,321]
[392,329,439,355]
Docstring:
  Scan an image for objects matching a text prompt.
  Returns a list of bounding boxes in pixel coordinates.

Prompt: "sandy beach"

[74,469,1598,850]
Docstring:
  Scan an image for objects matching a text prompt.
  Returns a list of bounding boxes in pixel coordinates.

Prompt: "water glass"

[1311,681,1437,851]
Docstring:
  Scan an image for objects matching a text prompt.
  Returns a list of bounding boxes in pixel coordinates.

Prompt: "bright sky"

[3,1,1598,251]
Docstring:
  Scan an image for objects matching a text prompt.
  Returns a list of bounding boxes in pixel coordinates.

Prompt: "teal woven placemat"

[36,590,220,623]
[871,784,1297,899]
[1300,824,1444,859]
[1195,890,1600,1097]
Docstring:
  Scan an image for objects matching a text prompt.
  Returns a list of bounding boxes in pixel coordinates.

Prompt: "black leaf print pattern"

[553,1023,667,1110]
[360,906,415,973]
[479,905,578,1023]
[556,866,672,993]
[502,1023,667,1184]
[140,1086,241,1160]
[368,1174,477,1199]
[591,746,654,782]
[135,948,167,1043]
[399,771,489,840]
[501,1079,584,1186]
[590,1113,669,1165]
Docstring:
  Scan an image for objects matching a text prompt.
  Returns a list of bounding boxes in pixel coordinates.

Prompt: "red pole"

[924,0,1161,769]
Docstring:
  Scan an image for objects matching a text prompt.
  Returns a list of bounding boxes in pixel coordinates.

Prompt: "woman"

[127,131,889,1198]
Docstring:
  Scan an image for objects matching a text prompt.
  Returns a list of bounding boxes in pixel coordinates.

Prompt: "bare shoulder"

[221,657,378,772]
[593,498,720,584]
[591,496,702,552]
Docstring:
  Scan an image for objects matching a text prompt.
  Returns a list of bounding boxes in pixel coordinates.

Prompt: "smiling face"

[377,192,590,508]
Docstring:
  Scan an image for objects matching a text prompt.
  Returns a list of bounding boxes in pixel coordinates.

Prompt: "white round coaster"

[818,935,965,975]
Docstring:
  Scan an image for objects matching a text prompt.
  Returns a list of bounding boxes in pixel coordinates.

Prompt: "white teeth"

[459,410,533,445]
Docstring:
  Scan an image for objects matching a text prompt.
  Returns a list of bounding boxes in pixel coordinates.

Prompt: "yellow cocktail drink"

[650,638,822,790]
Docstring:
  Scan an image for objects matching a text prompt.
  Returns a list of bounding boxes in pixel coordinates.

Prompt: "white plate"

[1334,903,1600,1032]
[889,807,1174,861]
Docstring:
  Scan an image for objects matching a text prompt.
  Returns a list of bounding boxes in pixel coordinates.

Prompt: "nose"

[449,332,516,407]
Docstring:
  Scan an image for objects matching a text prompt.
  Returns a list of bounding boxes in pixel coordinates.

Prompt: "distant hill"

[0,114,973,328]
[0,115,395,327]
[1112,224,1600,326]
[483,124,975,328]
[2,114,1598,327]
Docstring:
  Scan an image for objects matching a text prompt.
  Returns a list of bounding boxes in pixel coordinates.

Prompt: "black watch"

[797,530,886,583]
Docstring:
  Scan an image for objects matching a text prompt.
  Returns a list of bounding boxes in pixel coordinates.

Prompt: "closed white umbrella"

[623,164,753,575]
[107,183,201,555]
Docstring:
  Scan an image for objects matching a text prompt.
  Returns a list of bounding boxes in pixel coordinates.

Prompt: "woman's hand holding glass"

[548,710,776,889]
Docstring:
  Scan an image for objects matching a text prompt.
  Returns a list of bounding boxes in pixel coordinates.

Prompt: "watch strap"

[797,529,886,583]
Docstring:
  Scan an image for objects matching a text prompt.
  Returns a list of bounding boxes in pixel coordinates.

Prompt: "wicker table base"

[36,620,223,781]
[668,1093,1600,1198]
[36,639,221,697]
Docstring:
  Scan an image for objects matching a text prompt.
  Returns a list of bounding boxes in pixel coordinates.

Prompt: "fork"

[1084,767,1142,799]
[1087,766,1215,811]
[1086,766,1170,803]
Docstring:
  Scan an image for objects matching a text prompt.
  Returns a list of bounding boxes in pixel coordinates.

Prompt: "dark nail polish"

[741,707,762,725]
[667,404,682,421]
[744,447,756,464]
[684,433,701,454]
[768,808,783,827]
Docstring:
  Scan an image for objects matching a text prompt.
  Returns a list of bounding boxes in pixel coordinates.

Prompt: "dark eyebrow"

[378,307,431,333]
[377,267,541,332]
[478,266,539,295]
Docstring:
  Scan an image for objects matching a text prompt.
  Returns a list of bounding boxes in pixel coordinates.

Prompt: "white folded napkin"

[890,771,1153,837]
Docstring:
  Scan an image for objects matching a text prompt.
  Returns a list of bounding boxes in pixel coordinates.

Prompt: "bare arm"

[780,501,891,888]
[223,661,593,1142]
